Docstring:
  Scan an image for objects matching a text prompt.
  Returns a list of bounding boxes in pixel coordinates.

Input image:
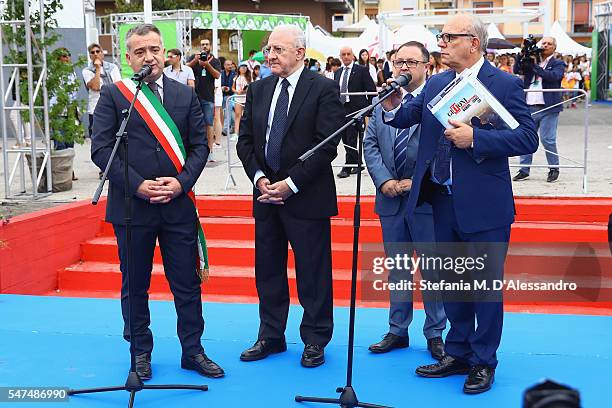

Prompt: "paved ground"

[1,101,611,219]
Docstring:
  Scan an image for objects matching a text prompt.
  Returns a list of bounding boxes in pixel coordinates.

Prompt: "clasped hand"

[136,177,182,204]
[256,177,293,205]
[381,179,412,198]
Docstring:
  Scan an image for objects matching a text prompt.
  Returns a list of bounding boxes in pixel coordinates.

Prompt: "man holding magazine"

[381,14,537,394]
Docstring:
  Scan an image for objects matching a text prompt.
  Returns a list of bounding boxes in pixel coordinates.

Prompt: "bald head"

[339,46,354,66]
[540,36,557,58]
[438,13,487,71]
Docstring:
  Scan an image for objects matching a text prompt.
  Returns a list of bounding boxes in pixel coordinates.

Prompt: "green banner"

[193,12,308,31]
[118,21,179,78]
[591,30,598,101]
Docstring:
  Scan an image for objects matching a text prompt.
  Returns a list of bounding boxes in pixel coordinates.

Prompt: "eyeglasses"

[436,33,476,44]
[262,45,298,56]
[89,49,102,54]
[393,59,428,68]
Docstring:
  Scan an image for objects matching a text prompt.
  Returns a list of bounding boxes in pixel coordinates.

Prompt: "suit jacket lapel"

[477,61,497,91]
[286,69,313,130]
[162,75,178,110]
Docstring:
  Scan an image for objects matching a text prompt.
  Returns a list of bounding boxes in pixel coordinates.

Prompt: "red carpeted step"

[81,237,363,269]
[98,217,384,243]
[195,195,612,223]
[58,262,358,302]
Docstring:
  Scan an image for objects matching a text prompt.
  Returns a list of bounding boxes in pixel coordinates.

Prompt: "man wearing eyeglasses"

[236,25,344,368]
[334,46,377,179]
[82,43,121,139]
[164,49,195,88]
[364,41,447,361]
[381,14,537,394]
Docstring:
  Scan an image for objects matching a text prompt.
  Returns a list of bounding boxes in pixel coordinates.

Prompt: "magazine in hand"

[427,73,519,131]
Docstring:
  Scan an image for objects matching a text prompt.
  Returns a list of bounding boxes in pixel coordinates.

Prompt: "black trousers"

[254,206,334,346]
[114,221,205,357]
[341,104,359,168]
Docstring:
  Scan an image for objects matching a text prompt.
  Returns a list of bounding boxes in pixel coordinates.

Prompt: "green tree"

[1,0,86,147]
[113,0,209,13]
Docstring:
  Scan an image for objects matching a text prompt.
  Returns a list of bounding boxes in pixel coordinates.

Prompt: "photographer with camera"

[187,38,221,162]
[513,36,566,183]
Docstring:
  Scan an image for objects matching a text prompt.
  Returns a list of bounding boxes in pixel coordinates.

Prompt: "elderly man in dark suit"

[381,14,538,394]
[334,45,377,178]
[236,24,344,368]
[91,23,224,381]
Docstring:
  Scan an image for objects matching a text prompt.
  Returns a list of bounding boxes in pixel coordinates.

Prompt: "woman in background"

[358,48,378,84]
[428,51,447,76]
[231,64,251,139]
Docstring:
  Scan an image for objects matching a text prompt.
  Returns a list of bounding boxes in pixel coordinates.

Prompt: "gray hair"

[467,15,489,54]
[125,24,162,50]
[273,24,307,49]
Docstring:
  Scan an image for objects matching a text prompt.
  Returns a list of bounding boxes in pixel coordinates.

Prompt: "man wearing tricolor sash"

[91,24,224,380]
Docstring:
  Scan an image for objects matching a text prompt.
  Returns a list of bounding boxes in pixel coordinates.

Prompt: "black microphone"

[131,64,153,81]
[378,73,412,98]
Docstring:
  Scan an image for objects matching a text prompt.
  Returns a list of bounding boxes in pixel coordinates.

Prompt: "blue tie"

[266,78,290,172]
[433,135,452,184]
[393,93,414,177]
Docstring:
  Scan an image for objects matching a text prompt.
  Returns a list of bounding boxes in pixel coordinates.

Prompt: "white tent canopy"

[487,23,505,39]
[391,24,440,52]
[546,21,591,56]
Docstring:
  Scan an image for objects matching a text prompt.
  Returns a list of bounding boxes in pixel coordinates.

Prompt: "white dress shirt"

[339,62,354,103]
[146,75,165,103]
[253,65,305,193]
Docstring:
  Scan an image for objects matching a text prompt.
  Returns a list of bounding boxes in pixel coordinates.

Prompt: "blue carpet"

[0,295,610,407]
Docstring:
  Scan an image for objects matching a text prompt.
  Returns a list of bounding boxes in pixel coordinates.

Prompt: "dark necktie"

[433,134,452,184]
[393,93,414,177]
[265,78,290,172]
[340,66,349,103]
[147,82,162,103]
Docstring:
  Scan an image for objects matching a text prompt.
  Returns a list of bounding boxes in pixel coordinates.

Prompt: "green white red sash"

[116,78,209,281]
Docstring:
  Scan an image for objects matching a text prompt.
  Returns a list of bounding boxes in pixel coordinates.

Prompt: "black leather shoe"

[463,365,495,394]
[368,333,409,354]
[301,344,325,368]
[337,169,351,178]
[181,353,225,378]
[135,353,152,381]
[547,169,559,183]
[240,339,287,362]
[427,337,446,360]
[415,355,470,378]
[350,166,364,174]
[513,171,529,181]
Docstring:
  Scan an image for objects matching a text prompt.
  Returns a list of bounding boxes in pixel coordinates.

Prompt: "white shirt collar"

[456,56,485,78]
[410,81,425,97]
[279,65,304,90]
[147,75,164,89]
[343,62,354,70]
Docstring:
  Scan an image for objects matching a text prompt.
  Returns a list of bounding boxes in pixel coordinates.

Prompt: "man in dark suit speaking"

[236,25,344,368]
[91,24,224,380]
[381,14,538,394]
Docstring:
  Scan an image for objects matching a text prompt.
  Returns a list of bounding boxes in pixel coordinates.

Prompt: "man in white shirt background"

[164,48,195,88]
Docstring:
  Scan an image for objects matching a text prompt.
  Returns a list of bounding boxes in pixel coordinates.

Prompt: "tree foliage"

[113,0,209,13]
[1,0,86,146]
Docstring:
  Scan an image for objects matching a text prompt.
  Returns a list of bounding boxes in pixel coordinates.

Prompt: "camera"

[518,35,543,74]
[199,51,208,61]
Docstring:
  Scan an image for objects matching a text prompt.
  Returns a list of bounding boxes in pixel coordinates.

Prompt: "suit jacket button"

[425,159,431,164]
[156,147,161,152]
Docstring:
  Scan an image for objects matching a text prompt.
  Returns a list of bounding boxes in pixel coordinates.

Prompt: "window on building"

[365,8,378,20]
[473,1,493,13]
[521,0,542,22]
[573,0,592,32]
